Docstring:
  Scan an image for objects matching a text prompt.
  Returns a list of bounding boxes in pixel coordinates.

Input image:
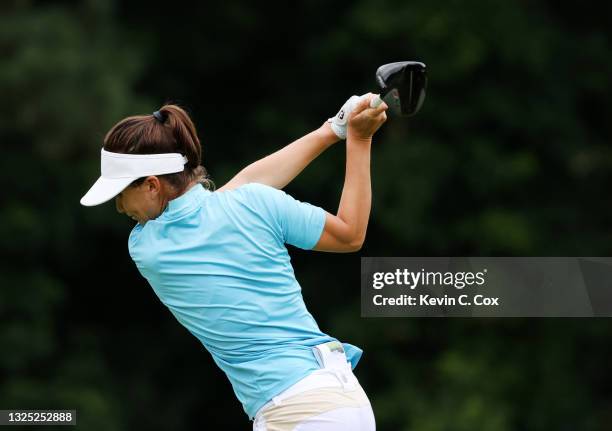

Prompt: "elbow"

[347,243,363,252]
[346,236,365,252]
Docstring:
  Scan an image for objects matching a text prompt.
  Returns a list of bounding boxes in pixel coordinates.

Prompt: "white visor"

[80,149,188,206]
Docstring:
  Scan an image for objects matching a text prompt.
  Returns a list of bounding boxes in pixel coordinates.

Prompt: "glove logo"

[338,110,345,120]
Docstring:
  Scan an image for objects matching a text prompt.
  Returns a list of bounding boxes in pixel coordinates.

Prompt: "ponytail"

[154,105,201,170]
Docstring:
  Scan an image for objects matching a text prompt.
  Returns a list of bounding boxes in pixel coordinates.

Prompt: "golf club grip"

[370,95,383,108]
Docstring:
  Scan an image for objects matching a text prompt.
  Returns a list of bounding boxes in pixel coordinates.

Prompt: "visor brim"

[80,176,136,207]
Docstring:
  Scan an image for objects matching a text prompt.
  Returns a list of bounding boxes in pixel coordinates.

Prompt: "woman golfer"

[80,94,387,430]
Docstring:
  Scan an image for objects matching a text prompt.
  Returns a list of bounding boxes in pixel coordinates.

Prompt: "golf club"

[370,61,427,117]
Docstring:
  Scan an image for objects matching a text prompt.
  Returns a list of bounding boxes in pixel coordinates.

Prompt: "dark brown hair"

[103,104,214,192]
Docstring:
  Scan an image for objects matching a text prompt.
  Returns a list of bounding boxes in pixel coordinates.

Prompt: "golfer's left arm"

[218,122,339,191]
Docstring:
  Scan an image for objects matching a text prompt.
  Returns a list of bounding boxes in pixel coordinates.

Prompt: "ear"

[143,176,162,195]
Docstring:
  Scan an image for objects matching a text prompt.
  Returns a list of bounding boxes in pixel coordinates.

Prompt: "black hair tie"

[153,110,166,123]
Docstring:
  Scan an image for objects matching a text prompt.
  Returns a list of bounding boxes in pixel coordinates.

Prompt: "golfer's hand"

[347,94,388,141]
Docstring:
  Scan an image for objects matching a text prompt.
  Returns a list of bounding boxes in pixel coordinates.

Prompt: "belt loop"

[333,369,355,391]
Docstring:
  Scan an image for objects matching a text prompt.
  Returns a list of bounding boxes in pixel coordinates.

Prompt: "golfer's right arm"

[314,96,388,253]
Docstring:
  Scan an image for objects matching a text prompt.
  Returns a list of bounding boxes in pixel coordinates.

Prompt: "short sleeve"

[241,183,326,250]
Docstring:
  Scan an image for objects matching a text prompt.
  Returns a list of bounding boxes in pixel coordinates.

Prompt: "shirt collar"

[160,183,211,220]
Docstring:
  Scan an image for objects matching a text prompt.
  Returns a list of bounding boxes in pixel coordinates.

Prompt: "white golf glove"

[327,94,365,140]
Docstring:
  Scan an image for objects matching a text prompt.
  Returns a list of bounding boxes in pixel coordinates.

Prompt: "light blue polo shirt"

[128,183,363,419]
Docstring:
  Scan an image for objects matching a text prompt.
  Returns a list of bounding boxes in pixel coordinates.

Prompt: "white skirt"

[252,352,375,431]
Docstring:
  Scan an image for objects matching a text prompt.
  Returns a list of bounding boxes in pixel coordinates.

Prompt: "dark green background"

[1,0,611,429]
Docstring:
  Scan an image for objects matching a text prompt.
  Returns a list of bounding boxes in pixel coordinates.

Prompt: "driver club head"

[375,61,427,117]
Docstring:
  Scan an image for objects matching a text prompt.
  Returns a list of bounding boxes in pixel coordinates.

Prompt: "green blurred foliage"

[1,0,611,430]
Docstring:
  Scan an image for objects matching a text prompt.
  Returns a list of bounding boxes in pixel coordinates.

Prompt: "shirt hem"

[306,207,327,250]
[246,365,320,420]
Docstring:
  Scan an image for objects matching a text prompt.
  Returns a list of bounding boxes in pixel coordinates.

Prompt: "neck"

[171,180,199,202]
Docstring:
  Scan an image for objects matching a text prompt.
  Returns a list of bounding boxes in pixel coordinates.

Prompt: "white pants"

[252,368,376,431]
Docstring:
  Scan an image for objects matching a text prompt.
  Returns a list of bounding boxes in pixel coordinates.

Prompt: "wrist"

[319,122,341,145]
[346,132,372,145]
